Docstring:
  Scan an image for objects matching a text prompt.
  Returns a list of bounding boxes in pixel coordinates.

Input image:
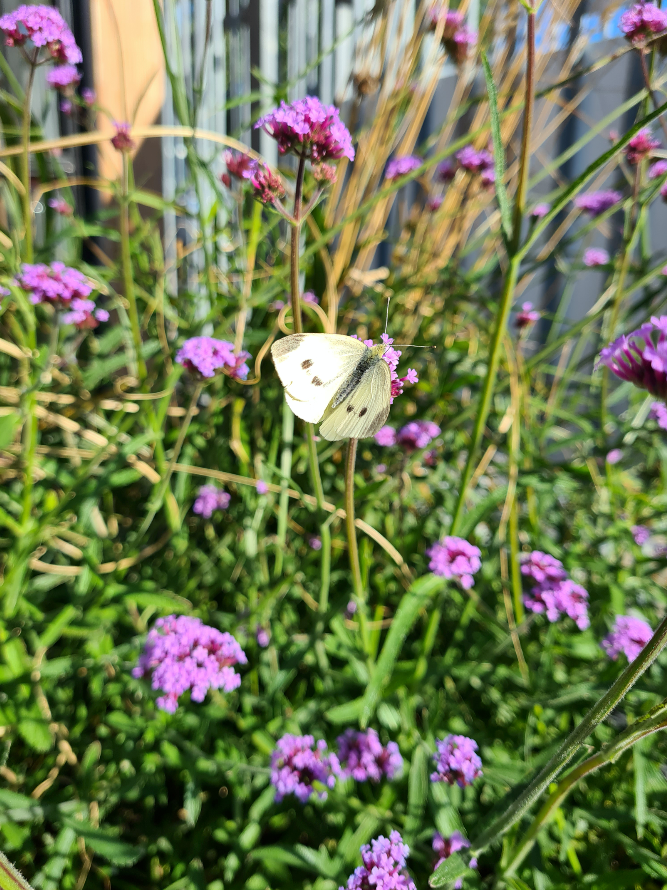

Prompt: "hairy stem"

[504,699,667,876]
[470,613,667,855]
[120,155,146,380]
[290,155,306,334]
[21,54,37,263]
[510,8,536,249]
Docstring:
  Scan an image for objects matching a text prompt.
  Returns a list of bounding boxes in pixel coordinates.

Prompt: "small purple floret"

[15,262,92,306]
[176,336,250,380]
[339,831,416,890]
[270,734,339,803]
[427,536,481,589]
[431,735,482,787]
[133,615,247,713]
[574,190,622,216]
[432,832,476,889]
[336,729,403,783]
[597,316,667,401]
[397,420,440,451]
[601,615,653,662]
[193,484,230,518]
[385,155,422,181]
[632,524,651,545]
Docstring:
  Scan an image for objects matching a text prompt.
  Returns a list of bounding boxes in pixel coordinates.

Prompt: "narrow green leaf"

[360,575,444,728]
[634,739,647,839]
[17,718,53,753]
[60,818,144,866]
[480,51,512,242]
[457,486,508,539]
[39,605,80,650]
[405,746,428,838]
[0,412,19,451]
[429,852,468,887]
[0,851,36,890]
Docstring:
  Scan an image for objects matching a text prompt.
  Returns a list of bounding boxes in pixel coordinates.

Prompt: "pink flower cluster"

[336,729,403,783]
[598,316,667,400]
[133,615,247,713]
[111,122,135,153]
[223,149,256,182]
[427,536,481,589]
[427,7,477,62]
[521,551,590,629]
[385,155,422,181]
[625,128,660,165]
[601,615,653,662]
[651,401,667,428]
[531,202,550,218]
[193,485,231,518]
[48,197,73,216]
[650,159,667,179]
[354,334,418,402]
[340,832,416,890]
[620,2,667,44]
[516,301,540,329]
[583,248,609,267]
[432,832,477,889]
[255,96,355,161]
[632,524,651,545]
[46,63,80,91]
[374,420,440,451]
[61,299,108,329]
[430,735,482,787]
[456,144,495,187]
[0,5,82,63]
[15,262,92,306]
[270,734,339,803]
[249,163,286,204]
[575,190,622,216]
[176,336,250,380]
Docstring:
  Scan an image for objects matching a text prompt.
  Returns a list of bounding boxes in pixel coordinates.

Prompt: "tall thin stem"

[450,6,536,532]
[639,49,667,143]
[470,613,667,856]
[120,154,146,380]
[290,155,306,333]
[21,54,37,263]
[345,438,363,598]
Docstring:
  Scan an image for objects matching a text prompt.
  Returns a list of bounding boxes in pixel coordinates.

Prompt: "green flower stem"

[290,156,307,335]
[21,52,37,263]
[504,698,667,876]
[139,380,203,537]
[345,437,369,651]
[120,154,146,380]
[450,6,535,533]
[274,400,293,577]
[469,613,667,857]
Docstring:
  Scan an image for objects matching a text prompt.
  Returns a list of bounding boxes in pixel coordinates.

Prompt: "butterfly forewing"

[271,333,367,424]
[319,357,391,441]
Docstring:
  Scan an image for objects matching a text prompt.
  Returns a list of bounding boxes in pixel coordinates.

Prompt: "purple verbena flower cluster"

[255,96,355,161]
[340,832,416,890]
[651,401,667,428]
[606,448,624,465]
[336,729,403,782]
[48,197,73,216]
[45,63,80,91]
[436,159,456,183]
[574,190,622,216]
[223,149,256,181]
[353,334,418,403]
[133,615,247,713]
[583,248,609,267]
[597,315,667,400]
[376,420,440,450]
[111,121,135,153]
[456,145,495,187]
[632,524,651,545]
[385,155,422,181]
[61,298,108,329]
[15,262,93,307]
[427,7,477,62]
[601,615,653,662]
[625,128,660,165]
[649,159,667,179]
[431,735,482,787]
[531,202,550,218]
[620,2,667,44]
[516,301,540,329]
[0,5,82,63]
[193,485,231,518]
[270,734,339,803]
[427,536,482,589]
[176,336,251,380]
[432,832,477,889]
[249,163,286,204]
[522,551,590,629]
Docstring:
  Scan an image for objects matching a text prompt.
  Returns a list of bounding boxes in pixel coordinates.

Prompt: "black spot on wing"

[347,405,354,413]
[301,359,313,369]
[312,376,323,386]
[272,334,305,357]
[359,407,368,417]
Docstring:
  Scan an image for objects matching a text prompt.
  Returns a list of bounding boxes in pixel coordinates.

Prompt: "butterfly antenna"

[390,344,436,349]
[384,295,391,337]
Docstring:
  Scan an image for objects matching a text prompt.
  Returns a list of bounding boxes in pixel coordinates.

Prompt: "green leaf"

[39,605,80,650]
[405,746,428,838]
[634,739,647,839]
[429,852,468,887]
[480,52,512,242]
[360,575,443,728]
[60,818,144,866]
[325,698,364,725]
[124,591,192,613]
[0,412,19,451]
[105,711,142,737]
[17,718,53,752]
[0,850,36,890]
[457,486,508,539]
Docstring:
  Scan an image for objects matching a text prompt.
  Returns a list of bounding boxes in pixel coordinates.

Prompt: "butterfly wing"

[271,333,367,424]
[319,356,391,441]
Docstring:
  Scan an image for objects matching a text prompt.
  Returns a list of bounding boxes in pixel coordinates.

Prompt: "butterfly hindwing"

[319,356,391,441]
[271,333,366,423]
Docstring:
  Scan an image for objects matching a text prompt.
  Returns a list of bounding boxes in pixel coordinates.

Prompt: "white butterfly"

[270,333,391,441]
